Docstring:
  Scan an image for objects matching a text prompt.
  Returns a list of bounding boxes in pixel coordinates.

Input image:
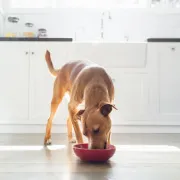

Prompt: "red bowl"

[73,143,116,162]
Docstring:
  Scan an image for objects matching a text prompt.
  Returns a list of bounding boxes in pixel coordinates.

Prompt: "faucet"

[100,11,112,40]
[124,35,129,42]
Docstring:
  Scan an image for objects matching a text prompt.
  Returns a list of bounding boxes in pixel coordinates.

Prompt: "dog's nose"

[104,142,107,149]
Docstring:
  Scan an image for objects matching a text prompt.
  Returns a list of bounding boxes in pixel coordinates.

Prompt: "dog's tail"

[45,50,59,77]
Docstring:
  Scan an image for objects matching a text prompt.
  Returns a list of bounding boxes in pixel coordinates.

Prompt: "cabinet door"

[29,42,72,125]
[0,43,29,124]
[106,68,150,125]
[149,43,180,125]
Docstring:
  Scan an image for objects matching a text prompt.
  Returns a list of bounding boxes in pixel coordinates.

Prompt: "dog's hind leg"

[44,78,66,145]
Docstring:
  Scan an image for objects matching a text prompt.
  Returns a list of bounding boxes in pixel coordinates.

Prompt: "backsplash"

[1,8,180,41]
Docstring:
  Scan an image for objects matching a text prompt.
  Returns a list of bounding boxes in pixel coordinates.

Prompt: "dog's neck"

[84,83,110,108]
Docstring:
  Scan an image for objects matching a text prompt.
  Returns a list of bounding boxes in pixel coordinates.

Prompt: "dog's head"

[76,101,117,149]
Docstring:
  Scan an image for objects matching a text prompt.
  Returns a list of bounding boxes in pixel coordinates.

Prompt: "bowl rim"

[73,143,116,151]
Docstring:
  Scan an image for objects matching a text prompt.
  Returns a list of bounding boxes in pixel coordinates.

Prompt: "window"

[10,0,147,8]
[115,0,147,8]
[10,0,56,8]
[151,0,180,8]
[11,0,180,9]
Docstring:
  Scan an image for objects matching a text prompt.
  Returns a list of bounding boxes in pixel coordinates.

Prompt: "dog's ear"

[98,102,117,117]
[76,109,85,120]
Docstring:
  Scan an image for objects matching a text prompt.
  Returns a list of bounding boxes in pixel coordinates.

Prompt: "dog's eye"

[93,128,100,134]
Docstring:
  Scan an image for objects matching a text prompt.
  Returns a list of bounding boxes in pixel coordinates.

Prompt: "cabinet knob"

[25,52,28,55]
[31,52,34,55]
[171,47,176,51]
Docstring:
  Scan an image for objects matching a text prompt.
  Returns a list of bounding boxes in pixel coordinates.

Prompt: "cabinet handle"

[25,52,28,55]
[31,52,35,55]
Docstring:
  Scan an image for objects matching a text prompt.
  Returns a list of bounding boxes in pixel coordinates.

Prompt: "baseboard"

[0,124,180,133]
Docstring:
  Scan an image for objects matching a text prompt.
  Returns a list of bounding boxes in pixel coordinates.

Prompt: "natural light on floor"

[0,145,66,151]
[0,145,179,152]
[115,145,180,152]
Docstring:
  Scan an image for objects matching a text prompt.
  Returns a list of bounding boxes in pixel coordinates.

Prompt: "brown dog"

[44,50,117,149]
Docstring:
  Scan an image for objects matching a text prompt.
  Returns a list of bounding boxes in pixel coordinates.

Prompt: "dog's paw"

[69,138,76,143]
[44,138,52,146]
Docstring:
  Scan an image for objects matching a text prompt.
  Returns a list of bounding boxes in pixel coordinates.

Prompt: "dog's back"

[45,50,114,100]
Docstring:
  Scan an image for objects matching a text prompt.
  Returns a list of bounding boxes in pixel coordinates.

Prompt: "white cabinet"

[0,42,29,124]
[0,42,149,127]
[148,43,180,125]
[1,41,180,130]
[0,42,72,125]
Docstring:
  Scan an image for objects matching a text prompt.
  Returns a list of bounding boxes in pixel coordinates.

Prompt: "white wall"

[106,10,180,41]
[0,14,3,36]
[0,15,2,36]
[2,8,180,41]
[0,0,5,36]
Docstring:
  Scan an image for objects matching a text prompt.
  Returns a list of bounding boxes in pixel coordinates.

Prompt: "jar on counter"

[37,28,47,38]
[23,22,37,37]
[5,16,20,37]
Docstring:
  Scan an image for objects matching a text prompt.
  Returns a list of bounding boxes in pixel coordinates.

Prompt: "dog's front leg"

[107,131,111,145]
[68,103,83,144]
[67,116,76,143]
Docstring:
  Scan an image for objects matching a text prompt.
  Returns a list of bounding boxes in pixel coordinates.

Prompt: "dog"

[44,50,117,149]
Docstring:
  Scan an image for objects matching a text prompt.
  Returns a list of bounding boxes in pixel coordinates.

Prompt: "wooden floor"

[0,133,180,180]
